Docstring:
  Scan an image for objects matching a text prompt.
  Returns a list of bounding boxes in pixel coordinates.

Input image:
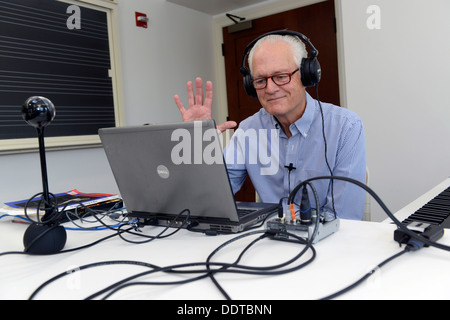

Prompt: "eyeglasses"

[252,69,300,90]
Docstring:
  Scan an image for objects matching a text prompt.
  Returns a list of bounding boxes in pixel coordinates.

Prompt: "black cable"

[99,268,210,300]
[205,229,316,300]
[0,227,126,258]
[56,229,128,254]
[315,84,337,218]
[320,247,409,300]
[96,229,315,299]
[96,252,254,300]
[58,208,191,252]
[111,209,191,244]
[98,230,315,300]
[86,260,226,300]
[291,175,450,253]
[1,198,134,257]
[23,192,125,230]
[58,201,190,245]
[24,192,60,225]
[284,180,321,243]
[0,203,187,258]
[205,231,269,300]
[0,251,27,257]
[27,228,316,300]
[0,218,129,259]
[64,200,127,230]
[29,260,161,300]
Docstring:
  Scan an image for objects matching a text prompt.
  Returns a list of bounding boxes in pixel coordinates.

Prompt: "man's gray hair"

[248,34,307,75]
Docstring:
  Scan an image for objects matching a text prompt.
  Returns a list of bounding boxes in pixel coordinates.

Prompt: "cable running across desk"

[27,229,316,300]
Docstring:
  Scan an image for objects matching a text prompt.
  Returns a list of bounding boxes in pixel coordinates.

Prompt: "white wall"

[0,0,215,205]
[339,0,450,221]
[116,0,216,126]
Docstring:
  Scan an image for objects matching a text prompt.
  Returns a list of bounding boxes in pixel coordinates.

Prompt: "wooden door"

[222,0,339,202]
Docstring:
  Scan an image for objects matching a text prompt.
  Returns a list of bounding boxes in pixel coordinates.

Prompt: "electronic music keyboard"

[398,178,450,229]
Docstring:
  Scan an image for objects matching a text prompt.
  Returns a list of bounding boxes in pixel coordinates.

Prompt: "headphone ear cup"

[300,57,321,87]
[242,68,258,98]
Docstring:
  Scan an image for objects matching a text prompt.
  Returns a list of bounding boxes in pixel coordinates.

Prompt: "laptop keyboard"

[237,208,257,217]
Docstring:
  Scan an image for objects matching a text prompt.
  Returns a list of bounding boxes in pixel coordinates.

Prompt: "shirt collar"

[292,91,316,138]
[267,91,316,138]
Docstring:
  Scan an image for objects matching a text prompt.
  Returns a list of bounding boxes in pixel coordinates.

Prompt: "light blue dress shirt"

[224,92,366,220]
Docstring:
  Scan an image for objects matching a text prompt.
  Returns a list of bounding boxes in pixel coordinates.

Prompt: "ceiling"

[166,0,271,16]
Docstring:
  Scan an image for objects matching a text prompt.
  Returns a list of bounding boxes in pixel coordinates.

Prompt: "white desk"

[1,180,450,301]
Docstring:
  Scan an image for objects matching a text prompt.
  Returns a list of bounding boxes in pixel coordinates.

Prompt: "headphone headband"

[240,30,321,97]
[240,30,318,74]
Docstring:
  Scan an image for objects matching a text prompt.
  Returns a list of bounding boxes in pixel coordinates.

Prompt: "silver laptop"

[98,120,277,234]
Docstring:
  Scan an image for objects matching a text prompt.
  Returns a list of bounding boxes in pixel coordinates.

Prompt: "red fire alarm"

[135,12,148,28]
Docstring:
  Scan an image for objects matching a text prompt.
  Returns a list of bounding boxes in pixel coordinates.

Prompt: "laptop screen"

[99,120,240,222]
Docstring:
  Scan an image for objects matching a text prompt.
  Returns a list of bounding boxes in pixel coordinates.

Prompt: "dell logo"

[157,165,170,179]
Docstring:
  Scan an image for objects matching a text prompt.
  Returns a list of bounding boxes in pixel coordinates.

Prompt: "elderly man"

[174,31,366,220]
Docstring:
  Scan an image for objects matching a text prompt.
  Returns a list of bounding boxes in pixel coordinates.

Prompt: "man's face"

[251,40,306,124]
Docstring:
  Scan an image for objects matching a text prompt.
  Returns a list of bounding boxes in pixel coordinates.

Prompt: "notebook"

[98,120,277,234]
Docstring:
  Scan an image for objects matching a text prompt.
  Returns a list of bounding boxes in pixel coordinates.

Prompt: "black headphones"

[240,30,321,98]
